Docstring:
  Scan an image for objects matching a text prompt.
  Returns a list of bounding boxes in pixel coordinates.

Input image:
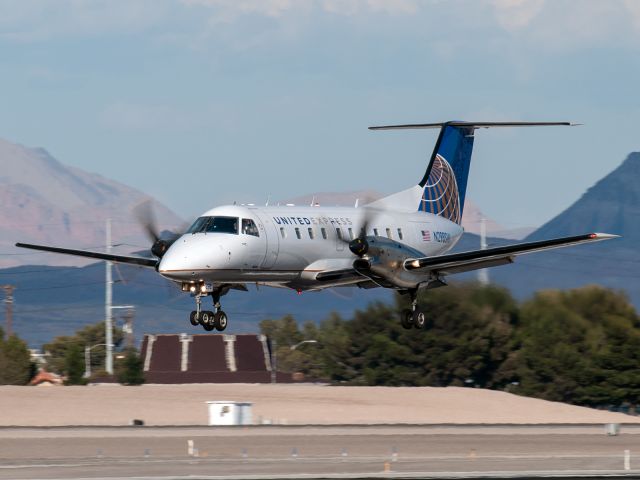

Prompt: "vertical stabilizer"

[368,121,572,224]
[417,123,474,224]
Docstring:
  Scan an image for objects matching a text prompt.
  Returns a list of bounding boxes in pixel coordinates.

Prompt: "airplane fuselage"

[158,204,464,290]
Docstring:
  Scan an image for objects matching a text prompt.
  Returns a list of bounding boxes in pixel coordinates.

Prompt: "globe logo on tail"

[419,154,461,224]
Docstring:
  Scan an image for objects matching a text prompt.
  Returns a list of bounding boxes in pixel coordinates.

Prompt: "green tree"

[0,327,33,385]
[330,284,517,387]
[44,321,124,375]
[116,348,145,385]
[64,343,87,385]
[259,283,640,409]
[260,315,304,374]
[509,286,640,407]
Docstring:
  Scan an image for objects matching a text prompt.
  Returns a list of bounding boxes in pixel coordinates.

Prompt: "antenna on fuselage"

[265,195,270,206]
[354,198,359,208]
[310,196,315,207]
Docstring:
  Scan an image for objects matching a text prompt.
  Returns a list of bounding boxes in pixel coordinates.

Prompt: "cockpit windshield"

[187,216,239,235]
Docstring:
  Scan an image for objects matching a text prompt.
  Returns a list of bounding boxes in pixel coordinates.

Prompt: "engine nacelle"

[353,236,428,289]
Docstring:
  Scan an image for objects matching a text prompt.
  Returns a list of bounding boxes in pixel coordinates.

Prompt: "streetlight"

[290,340,318,350]
[84,343,107,378]
[271,339,318,384]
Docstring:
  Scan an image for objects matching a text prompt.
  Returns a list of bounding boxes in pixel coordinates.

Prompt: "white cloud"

[489,0,640,51]
[624,0,640,30]
[181,0,303,21]
[0,0,169,42]
[181,0,417,20]
[322,0,417,16]
[490,0,545,31]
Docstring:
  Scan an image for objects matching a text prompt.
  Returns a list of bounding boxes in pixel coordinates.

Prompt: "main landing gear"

[189,289,228,332]
[400,289,427,330]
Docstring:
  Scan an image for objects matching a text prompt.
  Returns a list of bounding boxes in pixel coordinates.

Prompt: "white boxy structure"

[206,401,253,426]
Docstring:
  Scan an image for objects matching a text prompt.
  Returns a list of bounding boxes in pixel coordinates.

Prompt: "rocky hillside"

[0,138,183,267]
[457,152,640,307]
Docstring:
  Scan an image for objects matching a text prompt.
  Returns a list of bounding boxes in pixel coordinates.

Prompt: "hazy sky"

[1,0,639,229]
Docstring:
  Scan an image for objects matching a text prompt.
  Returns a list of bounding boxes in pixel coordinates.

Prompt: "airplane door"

[253,212,279,268]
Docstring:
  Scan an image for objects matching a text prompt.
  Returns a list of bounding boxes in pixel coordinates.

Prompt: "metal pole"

[478,217,489,285]
[271,339,277,384]
[125,308,134,349]
[105,219,113,375]
[84,346,91,378]
[1,285,14,337]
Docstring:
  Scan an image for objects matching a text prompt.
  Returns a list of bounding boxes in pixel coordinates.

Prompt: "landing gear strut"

[400,289,426,330]
[189,288,228,332]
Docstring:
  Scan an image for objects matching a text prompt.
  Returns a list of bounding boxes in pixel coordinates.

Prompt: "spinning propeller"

[133,200,183,259]
[339,202,377,258]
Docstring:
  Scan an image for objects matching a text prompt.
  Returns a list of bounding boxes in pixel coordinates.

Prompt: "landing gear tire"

[189,311,199,326]
[413,310,426,329]
[401,309,414,329]
[214,311,228,331]
[201,311,215,332]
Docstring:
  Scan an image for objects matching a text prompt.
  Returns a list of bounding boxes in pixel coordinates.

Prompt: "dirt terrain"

[0,384,637,426]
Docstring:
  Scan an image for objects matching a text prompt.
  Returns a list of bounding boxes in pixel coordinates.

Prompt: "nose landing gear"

[189,289,228,332]
[400,289,427,330]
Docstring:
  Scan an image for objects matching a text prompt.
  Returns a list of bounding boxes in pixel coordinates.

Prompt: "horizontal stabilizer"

[15,242,158,268]
[369,121,576,130]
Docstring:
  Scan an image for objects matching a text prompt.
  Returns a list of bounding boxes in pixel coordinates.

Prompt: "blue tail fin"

[418,123,474,224]
[369,121,572,224]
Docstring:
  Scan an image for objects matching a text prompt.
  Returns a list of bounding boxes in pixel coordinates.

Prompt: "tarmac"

[2,425,640,479]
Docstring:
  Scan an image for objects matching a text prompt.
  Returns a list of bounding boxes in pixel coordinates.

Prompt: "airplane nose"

[157,240,188,274]
[157,234,233,280]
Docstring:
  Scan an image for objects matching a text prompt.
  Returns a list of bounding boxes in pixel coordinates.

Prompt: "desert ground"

[0,384,638,426]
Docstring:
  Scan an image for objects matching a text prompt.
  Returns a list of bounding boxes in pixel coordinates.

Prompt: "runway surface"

[2,425,640,479]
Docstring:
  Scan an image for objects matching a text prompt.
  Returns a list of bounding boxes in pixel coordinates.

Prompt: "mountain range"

[0,138,182,268]
[0,137,637,347]
[459,152,639,303]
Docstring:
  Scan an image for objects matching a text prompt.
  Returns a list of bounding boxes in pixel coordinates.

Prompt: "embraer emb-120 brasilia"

[17,121,618,332]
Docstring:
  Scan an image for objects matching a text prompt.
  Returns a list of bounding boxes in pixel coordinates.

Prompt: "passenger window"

[386,228,392,239]
[348,228,354,240]
[295,227,301,239]
[373,228,379,236]
[335,228,343,240]
[321,227,327,240]
[242,219,259,237]
[280,227,286,239]
[308,227,315,239]
[397,228,403,240]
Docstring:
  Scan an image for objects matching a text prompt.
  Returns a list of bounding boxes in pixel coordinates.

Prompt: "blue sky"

[1,0,639,229]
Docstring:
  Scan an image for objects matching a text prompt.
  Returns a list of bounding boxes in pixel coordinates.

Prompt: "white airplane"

[17,121,618,332]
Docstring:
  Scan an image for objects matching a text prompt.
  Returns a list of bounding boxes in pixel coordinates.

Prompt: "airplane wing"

[404,233,619,276]
[315,268,362,282]
[15,242,158,268]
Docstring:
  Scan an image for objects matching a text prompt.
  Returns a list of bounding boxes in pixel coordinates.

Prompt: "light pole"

[290,340,318,350]
[84,343,107,378]
[270,339,277,384]
[271,339,319,384]
[105,219,113,375]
